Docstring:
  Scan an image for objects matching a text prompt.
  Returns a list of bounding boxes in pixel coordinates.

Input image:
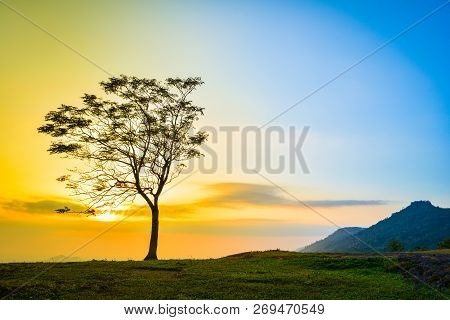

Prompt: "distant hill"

[300,227,366,252]
[299,201,450,252]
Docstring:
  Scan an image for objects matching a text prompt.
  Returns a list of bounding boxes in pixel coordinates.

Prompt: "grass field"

[0,251,448,299]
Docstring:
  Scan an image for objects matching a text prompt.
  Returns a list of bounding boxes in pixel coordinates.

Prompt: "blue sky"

[171,0,450,205]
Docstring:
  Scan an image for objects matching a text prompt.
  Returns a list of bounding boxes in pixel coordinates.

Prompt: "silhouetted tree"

[386,239,404,252]
[38,75,207,260]
[437,238,450,249]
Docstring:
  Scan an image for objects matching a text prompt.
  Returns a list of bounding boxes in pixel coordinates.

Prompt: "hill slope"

[300,201,450,252]
[300,227,365,252]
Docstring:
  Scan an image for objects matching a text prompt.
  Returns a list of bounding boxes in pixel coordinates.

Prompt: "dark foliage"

[386,239,404,252]
[437,238,450,249]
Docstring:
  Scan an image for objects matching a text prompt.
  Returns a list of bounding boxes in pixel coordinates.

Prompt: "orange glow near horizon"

[0,192,399,262]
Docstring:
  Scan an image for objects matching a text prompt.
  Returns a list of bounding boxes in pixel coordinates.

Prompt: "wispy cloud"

[201,183,295,207]
[198,183,389,209]
[0,199,86,214]
[0,182,389,217]
[303,200,388,207]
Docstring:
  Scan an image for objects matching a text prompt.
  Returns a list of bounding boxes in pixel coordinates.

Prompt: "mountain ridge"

[299,201,450,252]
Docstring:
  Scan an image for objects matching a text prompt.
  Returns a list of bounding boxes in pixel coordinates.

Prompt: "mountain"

[300,227,366,252]
[299,201,450,252]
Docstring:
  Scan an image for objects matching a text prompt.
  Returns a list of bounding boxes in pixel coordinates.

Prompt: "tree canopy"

[39,75,207,259]
[386,239,404,252]
[39,75,206,213]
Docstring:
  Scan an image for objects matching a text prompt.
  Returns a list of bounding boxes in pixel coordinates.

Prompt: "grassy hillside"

[0,251,448,299]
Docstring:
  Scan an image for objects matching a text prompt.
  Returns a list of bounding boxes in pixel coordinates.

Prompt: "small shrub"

[437,238,450,249]
[386,239,404,252]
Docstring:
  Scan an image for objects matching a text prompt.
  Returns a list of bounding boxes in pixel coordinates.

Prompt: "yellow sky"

[0,1,427,262]
[0,62,401,261]
[0,179,396,261]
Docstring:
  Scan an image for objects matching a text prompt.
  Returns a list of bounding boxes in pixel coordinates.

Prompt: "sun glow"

[95,209,120,222]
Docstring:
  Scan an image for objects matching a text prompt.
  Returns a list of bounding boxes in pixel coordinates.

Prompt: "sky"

[0,0,449,261]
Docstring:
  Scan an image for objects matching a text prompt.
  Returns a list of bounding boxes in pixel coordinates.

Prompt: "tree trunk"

[144,205,159,260]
